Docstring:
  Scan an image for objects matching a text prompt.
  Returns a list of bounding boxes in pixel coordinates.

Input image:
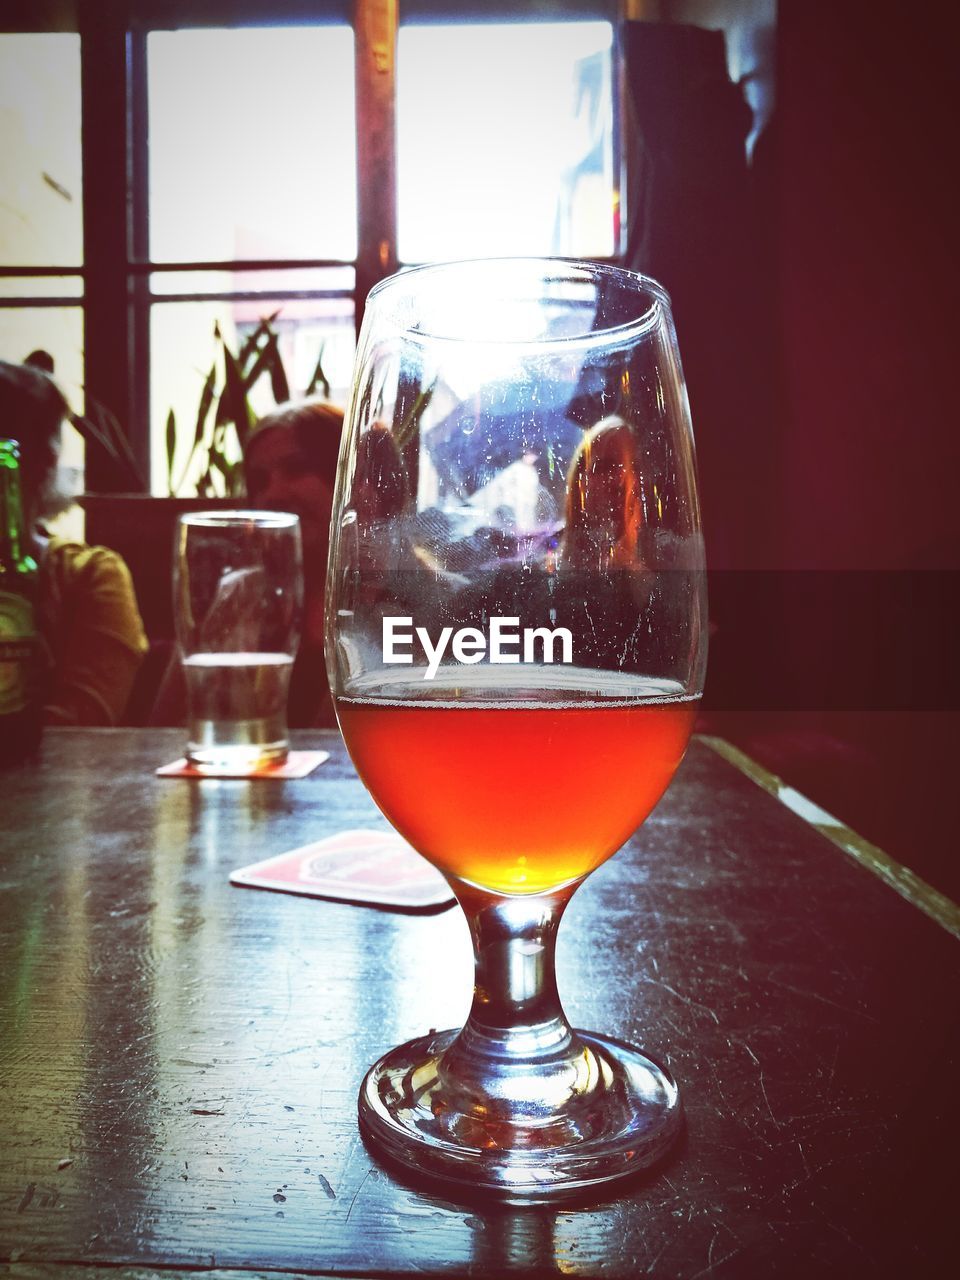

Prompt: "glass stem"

[449,880,581,1068]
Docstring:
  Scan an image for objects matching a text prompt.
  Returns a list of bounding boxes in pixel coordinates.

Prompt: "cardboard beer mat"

[230,828,456,912]
[156,750,329,779]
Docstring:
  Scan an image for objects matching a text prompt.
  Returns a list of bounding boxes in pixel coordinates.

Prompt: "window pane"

[397,22,614,262]
[0,35,83,268]
[149,266,354,297]
[148,28,357,264]
[0,305,84,407]
[150,288,355,496]
[0,276,83,299]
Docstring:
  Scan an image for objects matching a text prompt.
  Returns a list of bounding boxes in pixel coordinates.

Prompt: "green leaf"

[73,392,146,491]
[237,310,282,376]
[165,409,177,494]
[265,332,290,404]
[304,341,330,398]
[395,379,436,450]
[205,422,237,498]
[221,342,254,448]
[173,362,217,495]
[206,451,244,498]
[89,400,123,454]
[238,323,288,406]
[223,458,245,498]
[195,464,213,497]
[241,337,276,395]
[195,363,217,442]
[69,410,111,455]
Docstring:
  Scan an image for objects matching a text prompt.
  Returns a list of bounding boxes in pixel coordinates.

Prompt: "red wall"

[775,0,959,569]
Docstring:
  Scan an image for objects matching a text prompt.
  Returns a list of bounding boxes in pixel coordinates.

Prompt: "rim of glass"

[366,257,673,349]
[178,510,300,529]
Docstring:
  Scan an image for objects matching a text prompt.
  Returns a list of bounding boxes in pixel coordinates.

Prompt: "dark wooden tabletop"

[1,729,957,1280]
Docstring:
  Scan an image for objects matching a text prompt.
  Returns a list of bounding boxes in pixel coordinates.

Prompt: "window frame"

[1,0,624,493]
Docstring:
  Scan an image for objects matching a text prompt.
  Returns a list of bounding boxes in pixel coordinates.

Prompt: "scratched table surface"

[0,729,957,1280]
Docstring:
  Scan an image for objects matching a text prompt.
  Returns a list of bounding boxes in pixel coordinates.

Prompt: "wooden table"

[1,729,957,1278]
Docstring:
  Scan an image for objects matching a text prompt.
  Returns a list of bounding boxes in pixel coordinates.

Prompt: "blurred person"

[243,399,344,727]
[351,421,409,528]
[350,420,418,585]
[560,415,646,570]
[0,358,148,725]
[554,414,674,677]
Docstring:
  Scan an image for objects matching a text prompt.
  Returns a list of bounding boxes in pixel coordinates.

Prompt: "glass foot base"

[358,1027,682,1203]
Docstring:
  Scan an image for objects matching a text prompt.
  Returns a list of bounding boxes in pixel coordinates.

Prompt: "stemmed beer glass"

[325,258,707,1199]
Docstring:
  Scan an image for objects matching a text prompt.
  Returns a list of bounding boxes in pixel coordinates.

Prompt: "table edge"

[698,734,960,940]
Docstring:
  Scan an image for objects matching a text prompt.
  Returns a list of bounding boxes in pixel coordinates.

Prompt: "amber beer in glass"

[325,259,707,1200]
[337,688,696,896]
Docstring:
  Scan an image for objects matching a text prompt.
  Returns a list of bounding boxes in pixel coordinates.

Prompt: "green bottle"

[0,439,43,762]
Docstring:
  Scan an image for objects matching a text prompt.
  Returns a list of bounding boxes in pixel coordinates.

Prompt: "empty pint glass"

[174,511,303,773]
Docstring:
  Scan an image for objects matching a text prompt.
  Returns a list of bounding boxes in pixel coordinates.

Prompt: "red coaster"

[229,828,455,911]
[156,750,329,779]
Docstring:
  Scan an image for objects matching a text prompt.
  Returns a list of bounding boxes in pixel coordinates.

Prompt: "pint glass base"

[358,1027,682,1203]
[185,714,289,774]
[185,740,288,774]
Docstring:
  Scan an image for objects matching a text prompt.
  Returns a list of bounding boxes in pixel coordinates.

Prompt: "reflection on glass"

[0,34,82,268]
[150,291,356,495]
[397,22,614,262]
[147,27,357,263]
